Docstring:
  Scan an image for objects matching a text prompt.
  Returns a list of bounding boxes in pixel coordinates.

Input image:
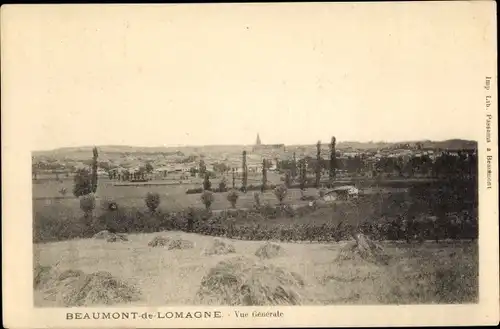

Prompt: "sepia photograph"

[2,2,498,328]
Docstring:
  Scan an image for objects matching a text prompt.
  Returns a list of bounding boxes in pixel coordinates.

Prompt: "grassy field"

[34,231,478,306]
[32,173,416,221]
[33,186,316,218]
[32,172,283,198]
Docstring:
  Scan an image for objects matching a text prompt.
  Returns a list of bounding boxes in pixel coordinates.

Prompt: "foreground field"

[34,231,478,306]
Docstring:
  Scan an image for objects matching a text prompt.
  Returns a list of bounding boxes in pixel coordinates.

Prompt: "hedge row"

[190,217,478,243]
[34,200,478,244]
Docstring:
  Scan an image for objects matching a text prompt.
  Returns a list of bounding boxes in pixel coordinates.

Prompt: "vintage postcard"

[2,2,499,328]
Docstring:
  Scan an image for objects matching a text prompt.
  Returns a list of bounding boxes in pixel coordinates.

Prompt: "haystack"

[34,264,55,289]
[196,256,304,306]
[203,238,236,256]
[93,230,112,239]
[94,230,128,242]
[106,233,129,243]
[41,270,141,307]
[168,238,194,250]
[57,269,85,281]
[336,233,390,265]
[93,230,128,242]
[255,242,285,259]
[148,236,171,247]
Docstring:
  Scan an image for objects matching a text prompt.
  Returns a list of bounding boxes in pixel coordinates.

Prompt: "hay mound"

[34,264,55,289]
[57,269,85,281]
[196,256,304,306]
[168,238,194,250]
[255,242,285,259]
[107,234,128,242]
[93,230,128,242]
[203,238,236,255]
[336,233,390,265]
[42,270,141,307]
[148,236,171,247]
[93,230,112,239]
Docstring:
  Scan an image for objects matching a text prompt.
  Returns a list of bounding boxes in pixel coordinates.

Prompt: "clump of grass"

[255,242,285,259]
[148,236,171,247]
[203,238,236,256]
[196,256,304,306]
[381,246,479,304]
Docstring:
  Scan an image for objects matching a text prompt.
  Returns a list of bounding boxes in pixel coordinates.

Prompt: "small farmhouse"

[323,185,359,201]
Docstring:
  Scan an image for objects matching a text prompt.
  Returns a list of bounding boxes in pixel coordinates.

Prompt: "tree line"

[278,148,477,181]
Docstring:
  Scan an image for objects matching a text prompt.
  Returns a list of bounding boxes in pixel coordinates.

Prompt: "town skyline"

[32,135,477,153]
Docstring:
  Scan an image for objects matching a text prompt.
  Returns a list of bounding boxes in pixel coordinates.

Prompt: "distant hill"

[32,139,477,160]
[336,139,477,151]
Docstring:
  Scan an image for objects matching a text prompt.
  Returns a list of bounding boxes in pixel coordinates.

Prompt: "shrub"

[274,185,288,204]
[73,168,92,197]
[259,204,278,218]
[219,177,228,192]
[284,172,291,187]
[145,192,161,213]
[253,192,261,209]
[203,173,212,191]
[79,194,96,218]
[227,189,239,208]
[201,190,215,210]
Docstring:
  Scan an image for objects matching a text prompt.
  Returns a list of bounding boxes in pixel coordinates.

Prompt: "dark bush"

[145,192,161,213]
[79,194,96,218]
[73,168,93,197]
[227,189,239,208]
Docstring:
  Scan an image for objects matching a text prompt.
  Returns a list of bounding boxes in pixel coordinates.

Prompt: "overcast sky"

[2,3,495,151]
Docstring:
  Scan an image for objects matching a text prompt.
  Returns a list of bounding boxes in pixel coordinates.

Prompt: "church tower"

[256,133,262,146]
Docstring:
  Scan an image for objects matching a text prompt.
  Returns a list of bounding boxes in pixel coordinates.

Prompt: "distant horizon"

[32,137,478,153]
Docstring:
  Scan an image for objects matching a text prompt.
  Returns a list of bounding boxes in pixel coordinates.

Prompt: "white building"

[324,185,359,201]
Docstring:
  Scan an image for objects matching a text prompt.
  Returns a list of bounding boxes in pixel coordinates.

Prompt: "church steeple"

[256,133,262,145]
